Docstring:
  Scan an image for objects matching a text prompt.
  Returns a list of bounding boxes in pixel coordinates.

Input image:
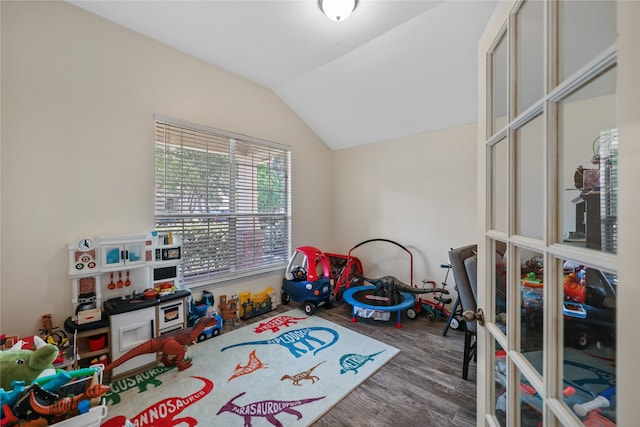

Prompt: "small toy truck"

[196,312,224,342]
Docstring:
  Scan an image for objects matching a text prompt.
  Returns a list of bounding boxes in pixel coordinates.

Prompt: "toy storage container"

[49,364,109,427]
[50,404,107,427]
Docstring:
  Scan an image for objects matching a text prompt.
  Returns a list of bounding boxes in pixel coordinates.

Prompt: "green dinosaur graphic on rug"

[105,363,179,405]
[339,350,385,374]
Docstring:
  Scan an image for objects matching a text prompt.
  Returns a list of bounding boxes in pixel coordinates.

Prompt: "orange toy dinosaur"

[105,315,219,373]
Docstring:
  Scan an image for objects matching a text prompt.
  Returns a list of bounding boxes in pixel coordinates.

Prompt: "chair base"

[463,330,477,380]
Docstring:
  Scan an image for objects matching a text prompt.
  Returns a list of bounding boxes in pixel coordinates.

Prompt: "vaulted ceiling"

[68,0,497,150]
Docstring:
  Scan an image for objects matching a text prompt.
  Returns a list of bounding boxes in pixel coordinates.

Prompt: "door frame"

[476,0,639,425]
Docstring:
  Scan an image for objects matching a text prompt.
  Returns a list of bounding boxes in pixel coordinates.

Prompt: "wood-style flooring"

[240,302,477,427]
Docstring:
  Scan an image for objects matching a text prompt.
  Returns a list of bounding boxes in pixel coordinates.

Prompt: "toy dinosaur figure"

[29,383,110,416]
[355,274,449,304]
[105,315,219,373]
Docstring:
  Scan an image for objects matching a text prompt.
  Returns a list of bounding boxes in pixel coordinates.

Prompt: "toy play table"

[343,285,416,328]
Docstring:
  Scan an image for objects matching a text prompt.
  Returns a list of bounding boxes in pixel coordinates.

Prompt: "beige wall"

[329,124,478,293]
[1,1,479,338]
[0,1,333,337]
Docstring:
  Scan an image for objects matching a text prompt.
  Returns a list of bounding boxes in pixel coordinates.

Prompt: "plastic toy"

[282,246,333,315]
[105,315,220,373]
[281,246,363,315]
[196,313,224,342]
[563,268,616,350]
[406,263,460,330]
[240,288,276,319]
[187,290,215,327]
[219,294,240,326]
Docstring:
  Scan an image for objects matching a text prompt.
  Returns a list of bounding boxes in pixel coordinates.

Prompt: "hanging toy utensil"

[117,271,124,288]
[108,273,116,290]
[125,270,131,287]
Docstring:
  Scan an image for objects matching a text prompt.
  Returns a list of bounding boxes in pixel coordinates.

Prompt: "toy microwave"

[155,246,181,262]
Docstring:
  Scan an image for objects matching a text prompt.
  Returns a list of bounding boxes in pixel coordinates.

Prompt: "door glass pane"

[515,115,544,239]
[558,66,617,253]
[495,345,507,427]
[562,260,616,424]
[495,241,507,334]
[558,1,616,83]
[520,372,544,426]
[492,32,508,135]
[516,0,544,115]
[520,249,544,376]
[491,139,508,233]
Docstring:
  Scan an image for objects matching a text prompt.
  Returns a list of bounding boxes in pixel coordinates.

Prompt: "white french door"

[476,1,639,426]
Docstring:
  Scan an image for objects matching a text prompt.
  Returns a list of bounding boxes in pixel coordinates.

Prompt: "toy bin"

[48,364,109,427]
[87,334,106,352]
[50,404,107,427]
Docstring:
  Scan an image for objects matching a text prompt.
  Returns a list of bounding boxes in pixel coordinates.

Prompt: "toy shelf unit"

[64,316,110,369]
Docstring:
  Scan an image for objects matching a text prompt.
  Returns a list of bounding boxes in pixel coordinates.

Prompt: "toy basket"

[47,364,108,427]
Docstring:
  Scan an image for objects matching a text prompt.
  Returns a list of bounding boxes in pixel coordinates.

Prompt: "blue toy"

[195,313,224,342]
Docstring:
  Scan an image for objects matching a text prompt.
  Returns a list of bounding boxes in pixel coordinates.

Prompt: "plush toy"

[0,336,58,391]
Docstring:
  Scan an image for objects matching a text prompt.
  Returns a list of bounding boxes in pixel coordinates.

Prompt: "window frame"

[154,115,291,288]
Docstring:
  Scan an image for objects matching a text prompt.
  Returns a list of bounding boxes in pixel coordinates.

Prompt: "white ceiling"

[68,0,497,150]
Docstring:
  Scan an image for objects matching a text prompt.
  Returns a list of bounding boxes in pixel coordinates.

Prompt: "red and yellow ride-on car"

[281,246,363,315]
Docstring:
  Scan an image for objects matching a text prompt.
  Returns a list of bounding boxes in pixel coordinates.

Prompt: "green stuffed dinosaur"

[0,336,59,391]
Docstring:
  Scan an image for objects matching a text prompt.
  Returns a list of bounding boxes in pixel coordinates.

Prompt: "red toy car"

[281,246,363,315]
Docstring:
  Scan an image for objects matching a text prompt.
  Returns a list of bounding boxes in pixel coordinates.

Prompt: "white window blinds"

[154,116,291,286]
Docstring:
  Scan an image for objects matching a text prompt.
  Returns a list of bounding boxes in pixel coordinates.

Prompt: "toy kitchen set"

[65,232,190,378]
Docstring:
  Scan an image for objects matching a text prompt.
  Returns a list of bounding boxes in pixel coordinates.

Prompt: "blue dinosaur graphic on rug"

[220,327,339,358]
[339,350,385,374]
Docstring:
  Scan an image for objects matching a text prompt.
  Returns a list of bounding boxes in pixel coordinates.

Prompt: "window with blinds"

[154,116,291,287]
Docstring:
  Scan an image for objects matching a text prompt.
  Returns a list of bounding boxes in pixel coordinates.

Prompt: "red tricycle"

[406,263,465,334]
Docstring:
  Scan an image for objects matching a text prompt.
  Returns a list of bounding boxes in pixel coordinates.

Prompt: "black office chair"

[448,244,478,380]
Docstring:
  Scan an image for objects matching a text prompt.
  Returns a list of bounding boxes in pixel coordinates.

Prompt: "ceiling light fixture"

[320,0,357,22]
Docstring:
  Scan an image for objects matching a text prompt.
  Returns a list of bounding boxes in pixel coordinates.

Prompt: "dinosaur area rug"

[102,309,400,426]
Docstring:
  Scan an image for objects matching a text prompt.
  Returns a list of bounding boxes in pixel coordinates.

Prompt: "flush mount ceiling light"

[320,0,357,22]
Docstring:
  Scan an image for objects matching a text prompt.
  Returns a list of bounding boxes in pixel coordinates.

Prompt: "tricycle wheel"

[304,303,316,315]
[406,307,418,320]
[281,292,290,305]
[427,311,436,321]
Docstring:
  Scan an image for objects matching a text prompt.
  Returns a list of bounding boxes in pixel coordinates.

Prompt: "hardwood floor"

[241,302,477,427]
